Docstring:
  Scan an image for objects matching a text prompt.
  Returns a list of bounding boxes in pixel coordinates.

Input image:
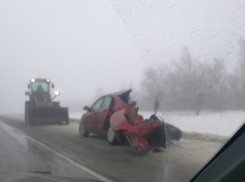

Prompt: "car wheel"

[65,120,69,125]
[107,126,117,145]
[79,121,89,137]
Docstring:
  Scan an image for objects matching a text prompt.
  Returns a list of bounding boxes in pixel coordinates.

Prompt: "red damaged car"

[79,89,182,150]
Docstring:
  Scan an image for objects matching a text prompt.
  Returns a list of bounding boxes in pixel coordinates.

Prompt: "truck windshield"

[31,82,49,93]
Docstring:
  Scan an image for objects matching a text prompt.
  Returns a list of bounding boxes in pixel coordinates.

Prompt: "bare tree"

[139,41,245,112]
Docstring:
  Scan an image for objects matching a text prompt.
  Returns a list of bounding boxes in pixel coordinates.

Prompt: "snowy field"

[69,111,245,137]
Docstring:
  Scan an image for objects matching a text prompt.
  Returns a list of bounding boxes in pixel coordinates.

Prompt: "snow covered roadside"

[69,111,245,141]
[157,111,245,137]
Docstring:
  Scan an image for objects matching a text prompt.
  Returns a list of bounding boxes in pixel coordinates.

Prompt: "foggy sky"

[0,0,245,114]
[111,0,245,69]
[0,0,143,113]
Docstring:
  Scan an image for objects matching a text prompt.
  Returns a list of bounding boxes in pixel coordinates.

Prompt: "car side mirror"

[25,91,30,96]
[130,101,136,107]
[28,84,30,89]
[84,106,90,111]
[52,84,55,88]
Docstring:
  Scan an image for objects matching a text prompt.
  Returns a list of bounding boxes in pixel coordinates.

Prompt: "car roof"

[108,89,132,96]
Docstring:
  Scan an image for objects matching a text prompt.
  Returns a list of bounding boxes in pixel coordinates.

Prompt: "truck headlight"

[54,91,60,96]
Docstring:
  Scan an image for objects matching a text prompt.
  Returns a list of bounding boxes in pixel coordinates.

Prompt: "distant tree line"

[136,39,245,114]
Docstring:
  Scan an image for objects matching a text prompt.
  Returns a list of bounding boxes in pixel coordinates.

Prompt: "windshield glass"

[31,82,49,93]
[0,0,244,182]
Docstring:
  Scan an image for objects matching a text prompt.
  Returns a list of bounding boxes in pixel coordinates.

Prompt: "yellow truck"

[25,78,69,125]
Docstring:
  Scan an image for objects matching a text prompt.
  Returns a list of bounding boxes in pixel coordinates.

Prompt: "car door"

[96,96,113,133]
[84,97,104,134]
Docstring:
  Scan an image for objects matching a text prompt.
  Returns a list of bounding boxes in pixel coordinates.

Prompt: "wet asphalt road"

[0,120,98,181]
[0,115,224,182]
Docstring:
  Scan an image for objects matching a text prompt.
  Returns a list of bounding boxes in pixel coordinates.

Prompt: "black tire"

[25,109,31,126]
[107,126,117,145]
[165,123,182,141]
[79,121,89,137]
[25,110,28,124]
[25,102,32,126]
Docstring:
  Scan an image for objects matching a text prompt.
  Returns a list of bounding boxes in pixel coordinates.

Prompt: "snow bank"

[142,111,245,137]
[69,111,245,137]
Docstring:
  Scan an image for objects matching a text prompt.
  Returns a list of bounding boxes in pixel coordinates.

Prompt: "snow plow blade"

[25,107,69,125]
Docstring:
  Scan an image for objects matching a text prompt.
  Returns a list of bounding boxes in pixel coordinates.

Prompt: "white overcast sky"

[0,0,244,113]
[111,0,245,68]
